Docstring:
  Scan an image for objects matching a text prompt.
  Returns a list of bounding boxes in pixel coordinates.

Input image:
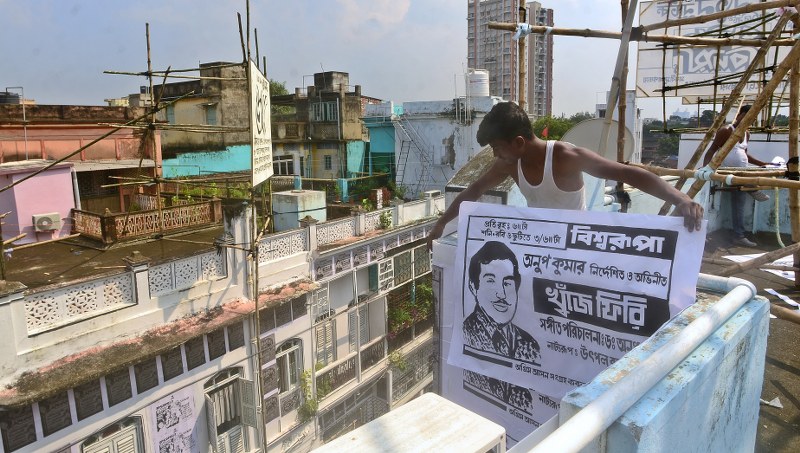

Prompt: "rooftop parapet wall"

[0,105,146,124]
[559,289,769,452]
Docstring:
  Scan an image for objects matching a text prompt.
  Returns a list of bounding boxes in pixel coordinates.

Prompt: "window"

[349,305,369,352]
[276,340,302,393]
[166,104,175,124]
[82,417,144,453]
[205,104,218,126]
[315,319,336,366]
[204,368,255,453]
[311,101,338,122]
[324,155,333,170]
[273,155,295,175]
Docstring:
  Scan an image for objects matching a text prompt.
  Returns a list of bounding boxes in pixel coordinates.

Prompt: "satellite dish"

[561,119,635,210]
[561,118,634,161]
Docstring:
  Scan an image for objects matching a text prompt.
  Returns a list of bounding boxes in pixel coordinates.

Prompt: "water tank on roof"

[0,92,21,104]
[467,69,490,98]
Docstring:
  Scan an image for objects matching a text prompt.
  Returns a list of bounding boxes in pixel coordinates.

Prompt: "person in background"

[702,105,768,247]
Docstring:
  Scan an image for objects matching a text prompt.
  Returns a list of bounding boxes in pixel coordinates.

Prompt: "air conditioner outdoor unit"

[32,213,61,232]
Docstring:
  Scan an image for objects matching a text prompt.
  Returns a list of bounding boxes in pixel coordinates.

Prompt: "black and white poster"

[447,202,705,398]
[147,387,199,453]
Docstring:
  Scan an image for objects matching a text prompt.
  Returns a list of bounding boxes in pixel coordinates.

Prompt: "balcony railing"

[72,199,223,244]
[360,337,386,372]
[317,356,357,400]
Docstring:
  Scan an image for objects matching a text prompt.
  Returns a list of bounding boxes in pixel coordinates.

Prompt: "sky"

[0,0,681,120]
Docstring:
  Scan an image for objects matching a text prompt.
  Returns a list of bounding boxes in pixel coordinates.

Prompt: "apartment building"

[467,0,554,116]
[0,184,443,453]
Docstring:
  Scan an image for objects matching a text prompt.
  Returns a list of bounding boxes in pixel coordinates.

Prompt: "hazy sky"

[1,0,680,119]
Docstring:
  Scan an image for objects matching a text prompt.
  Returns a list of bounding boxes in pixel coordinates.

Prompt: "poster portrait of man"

[463,241,541,366]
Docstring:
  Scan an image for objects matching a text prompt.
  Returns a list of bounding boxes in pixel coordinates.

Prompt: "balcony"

[72,197,222,244]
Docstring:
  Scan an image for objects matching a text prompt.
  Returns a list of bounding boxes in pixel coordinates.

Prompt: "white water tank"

[467,69,490,97]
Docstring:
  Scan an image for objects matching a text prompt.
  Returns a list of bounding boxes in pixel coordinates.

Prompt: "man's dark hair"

[476,102,533,146]
[468,241,521,290]
[739,105,752,115]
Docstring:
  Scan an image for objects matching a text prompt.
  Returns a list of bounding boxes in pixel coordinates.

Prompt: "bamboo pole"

[657,11,795,214]
[104,61,242,76]
[641,0,799,32]
[791,17,800,287]
[703,257,799,272]
[631,163,800,190]
[683,30,800,203]
[718,240,800,276]
[617,0,631,212]
[518,6,527,112]
[770,303,800,325]
[103,71,245,81]
[487,22,795,46]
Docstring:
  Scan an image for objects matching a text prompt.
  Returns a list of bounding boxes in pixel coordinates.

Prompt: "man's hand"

[427,222,445,250]
[673,199,704,232]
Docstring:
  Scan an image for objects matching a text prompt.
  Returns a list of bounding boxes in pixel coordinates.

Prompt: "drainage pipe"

[524,274,757,453]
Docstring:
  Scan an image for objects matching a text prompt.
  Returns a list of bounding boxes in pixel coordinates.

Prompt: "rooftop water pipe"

[510,273,758,453]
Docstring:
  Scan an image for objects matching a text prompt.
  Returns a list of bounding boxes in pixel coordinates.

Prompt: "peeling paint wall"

[396,97,499,198]
[560,295,769,452]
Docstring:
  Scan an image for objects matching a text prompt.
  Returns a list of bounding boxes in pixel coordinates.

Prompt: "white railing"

[258,228,309,264]
[148,250,227,297]
[24,272,136,335]
[317,217,357,246]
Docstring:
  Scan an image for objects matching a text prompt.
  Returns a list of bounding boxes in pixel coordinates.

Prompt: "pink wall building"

[0,160,75,244]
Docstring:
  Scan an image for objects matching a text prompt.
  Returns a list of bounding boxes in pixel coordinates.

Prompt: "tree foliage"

[531,116,574,140]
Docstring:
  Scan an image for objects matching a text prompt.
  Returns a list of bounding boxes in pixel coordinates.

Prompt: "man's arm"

[702,126,731,166]
[427,160,513,247]
[576,147,704,232]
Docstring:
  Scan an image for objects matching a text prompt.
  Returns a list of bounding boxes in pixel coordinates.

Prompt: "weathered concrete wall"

[560,294,769,453]
[161,144,251,178]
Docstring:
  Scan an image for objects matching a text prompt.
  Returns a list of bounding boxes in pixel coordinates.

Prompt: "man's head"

[477,102,534,164]
[734,105,752,125]
[468,241,521,325]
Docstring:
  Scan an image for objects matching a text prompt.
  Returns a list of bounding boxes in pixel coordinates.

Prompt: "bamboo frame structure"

[490,2,800,286]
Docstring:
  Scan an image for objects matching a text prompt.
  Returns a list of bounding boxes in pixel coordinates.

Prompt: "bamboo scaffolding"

[0,92,192,195]
[683,37,800,204]
[641,0,799,32]
[487,21,795,47]
[656,13,795,214]
[631,163,800,190]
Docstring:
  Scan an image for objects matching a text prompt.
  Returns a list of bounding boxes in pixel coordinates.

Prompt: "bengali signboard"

[250,60,273,187]
[637,0,788,99]
[443,202,705,444]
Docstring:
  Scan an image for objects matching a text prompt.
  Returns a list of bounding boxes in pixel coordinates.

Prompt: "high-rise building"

[467,1,553,117]
[526,2,554,118]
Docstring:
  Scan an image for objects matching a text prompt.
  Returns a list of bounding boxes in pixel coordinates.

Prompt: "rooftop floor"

[702,229,800,453]
[5,226,223,290]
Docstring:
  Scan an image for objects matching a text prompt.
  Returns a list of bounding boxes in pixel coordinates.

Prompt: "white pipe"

[526,273,756,453]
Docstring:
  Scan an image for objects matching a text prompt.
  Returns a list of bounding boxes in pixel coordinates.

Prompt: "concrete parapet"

[560,294,769,453]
